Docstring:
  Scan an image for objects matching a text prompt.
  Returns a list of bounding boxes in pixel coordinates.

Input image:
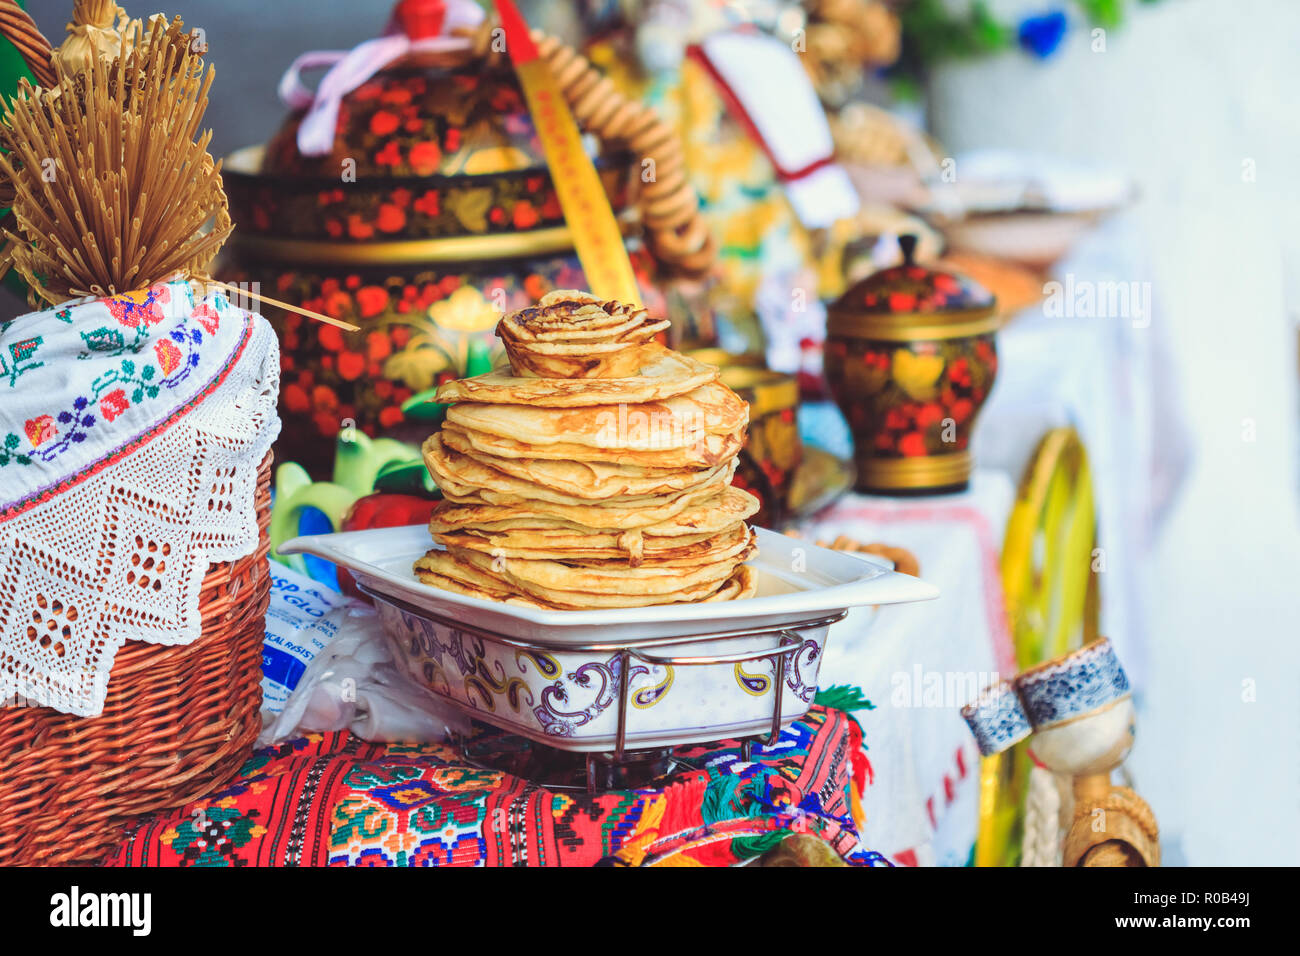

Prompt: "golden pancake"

[427,479,725,531]
[434,524,754,569]
[432,345,717,407]
[634,485,761,536]
[433,523,739,561]
[413,565,558,609]
[424,433,729,502]
[431,459,733,509]
[413,561,755,609]
[705,564,757,602]
[453,546,741,596]
[416,549,751,608]
[498,341,648,380]
[504,290,651,339]
[434,476,731,510]
[427,485,760,538]
[500,562,755,608]
[445,381,748,452]
[441,422,745,469]
[498,291,669,379]
[413,561,615,610]
[501,307,652,343]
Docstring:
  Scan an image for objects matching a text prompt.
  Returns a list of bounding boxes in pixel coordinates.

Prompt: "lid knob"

[898,233,918,266]
[395,0,447,41]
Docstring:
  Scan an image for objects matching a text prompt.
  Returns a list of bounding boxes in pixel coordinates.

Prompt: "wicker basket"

[0,454,272,866]
[0,6,274,865]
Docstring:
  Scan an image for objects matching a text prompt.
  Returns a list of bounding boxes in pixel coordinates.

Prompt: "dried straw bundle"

[56,1,135,76]
[0,14,231,305]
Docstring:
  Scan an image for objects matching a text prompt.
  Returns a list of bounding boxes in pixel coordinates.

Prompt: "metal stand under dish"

[361,583,845,792]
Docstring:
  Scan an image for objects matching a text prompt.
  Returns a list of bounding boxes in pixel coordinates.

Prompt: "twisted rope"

[1021,764,1063,866]
[0,0,56,89]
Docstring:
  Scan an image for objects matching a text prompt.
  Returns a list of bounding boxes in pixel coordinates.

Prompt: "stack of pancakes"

[415,290,760,609]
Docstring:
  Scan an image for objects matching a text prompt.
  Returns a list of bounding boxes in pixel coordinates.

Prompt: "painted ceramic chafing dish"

[282,525,938,752]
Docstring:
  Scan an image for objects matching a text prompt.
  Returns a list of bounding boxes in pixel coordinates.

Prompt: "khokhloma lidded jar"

[824,235,999,494]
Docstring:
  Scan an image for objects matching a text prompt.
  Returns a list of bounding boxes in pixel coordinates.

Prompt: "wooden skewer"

[201,278,360,332]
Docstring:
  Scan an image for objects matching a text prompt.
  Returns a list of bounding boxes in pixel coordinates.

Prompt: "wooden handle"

[0,0,56,89]
[1063,784,1161,867]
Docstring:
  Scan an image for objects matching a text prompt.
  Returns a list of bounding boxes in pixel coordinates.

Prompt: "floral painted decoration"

[826,334,997,461]
[231,59,634,244]
[227,159,630,242]
[0,279,249,515]
[266,64,570,183]
[824,235,999,491]
[846,235,994,315]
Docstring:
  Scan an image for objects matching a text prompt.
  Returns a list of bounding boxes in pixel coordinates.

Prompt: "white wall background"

[930,0,1300,865]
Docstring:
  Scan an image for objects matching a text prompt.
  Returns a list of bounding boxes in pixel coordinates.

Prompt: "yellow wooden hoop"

[976,427,1099,867]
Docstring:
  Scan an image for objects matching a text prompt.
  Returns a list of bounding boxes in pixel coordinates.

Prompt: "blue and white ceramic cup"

[961,679,1033,757]
[1015,638,1135,775]
[1015,637,1131,731]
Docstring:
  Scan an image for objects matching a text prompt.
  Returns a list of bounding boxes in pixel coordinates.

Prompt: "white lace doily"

[0,280,281,716]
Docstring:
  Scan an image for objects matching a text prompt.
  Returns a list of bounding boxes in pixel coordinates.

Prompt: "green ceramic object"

[270,462,359,576]
[399,338,494,426]
[330,431,418,497]
[373,458,439,496]
[400,387,449,424]
[269,430,432,571]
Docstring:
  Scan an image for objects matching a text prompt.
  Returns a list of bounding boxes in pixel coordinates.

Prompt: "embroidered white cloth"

[797,471,1015,866]
[0,280,281,716]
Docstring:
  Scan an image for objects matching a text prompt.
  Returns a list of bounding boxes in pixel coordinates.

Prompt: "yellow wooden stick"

[202,279,360,332]
[495,0,642,307]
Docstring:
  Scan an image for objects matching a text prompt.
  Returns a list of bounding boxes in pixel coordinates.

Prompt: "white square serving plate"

[278,525,939,644]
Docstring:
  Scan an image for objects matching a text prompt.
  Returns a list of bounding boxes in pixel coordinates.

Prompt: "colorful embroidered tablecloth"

[105,706,890,867]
